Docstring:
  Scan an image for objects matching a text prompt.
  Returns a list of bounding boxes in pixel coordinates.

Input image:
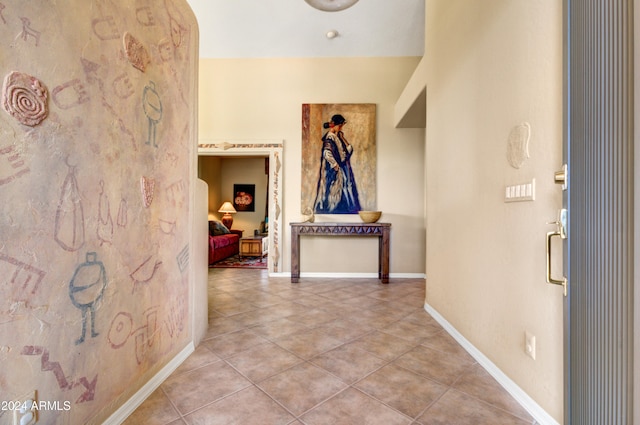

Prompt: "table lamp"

[218,201,236,229]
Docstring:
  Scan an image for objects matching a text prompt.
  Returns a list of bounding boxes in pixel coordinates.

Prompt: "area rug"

[210,254,268,269]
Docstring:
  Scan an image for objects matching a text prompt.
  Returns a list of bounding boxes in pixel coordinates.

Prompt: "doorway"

[198,140,284,274]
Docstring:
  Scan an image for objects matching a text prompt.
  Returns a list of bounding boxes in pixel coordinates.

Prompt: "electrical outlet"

[13,391,37,425]
[525,331,536,360]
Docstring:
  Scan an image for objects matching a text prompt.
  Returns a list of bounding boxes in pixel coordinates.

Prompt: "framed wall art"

[301,103,376,214]
[233,184,255,212]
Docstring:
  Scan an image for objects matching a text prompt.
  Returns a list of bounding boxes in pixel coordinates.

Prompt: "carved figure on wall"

[54,159,85,251]
[0,3,7,25]
[91,15,119,41]
[18,17,40,46]
[21,345,98,403]
[97,180,113,245]
[124,32,150,72]
[2,71,49,126]
[0,144,30,185]
[140,176,154,207]
[52,78,90,110]
[129,255,162,293]
[69,252,107,345]
[117,198,127,227]
[142,81,162,146]
[136,6,156,27]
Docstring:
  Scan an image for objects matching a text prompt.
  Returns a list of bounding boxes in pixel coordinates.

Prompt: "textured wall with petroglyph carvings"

[0,1,198,423]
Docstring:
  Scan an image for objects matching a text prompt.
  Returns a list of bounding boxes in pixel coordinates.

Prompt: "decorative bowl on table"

[358,211,382,223]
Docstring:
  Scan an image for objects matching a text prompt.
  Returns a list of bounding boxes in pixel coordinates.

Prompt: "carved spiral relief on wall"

[1,71,49,126]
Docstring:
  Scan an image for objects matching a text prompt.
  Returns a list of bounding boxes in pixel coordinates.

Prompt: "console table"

[290,222,391,283]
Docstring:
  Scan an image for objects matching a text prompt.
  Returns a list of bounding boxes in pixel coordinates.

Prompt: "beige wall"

[199,155,222,215]
[0,1,199,423]
[198,57,426,274]
[421,0,564,421]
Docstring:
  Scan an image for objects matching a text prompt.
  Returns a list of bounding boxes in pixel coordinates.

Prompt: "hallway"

[125,269,533,424]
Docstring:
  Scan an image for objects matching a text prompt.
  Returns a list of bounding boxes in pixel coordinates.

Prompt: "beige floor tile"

[347,330,417,360]
[420,330,476,363]
[172,345,220,376]
[284,308,340,327]
[311,343,387,384]
[393,345,475,386]
[381,320,443,344]
[130,269,533,425]
[416,389,531,425]
[347,309,408,329]
[258,363,347,416]
[300,388,412,425]
[355,364,448,418]
[338,294,388,310]
[204,316,246,339]
[122,388,180,425]
[165,419,187,425]
[161,362,251,414]
[272,327,343,359]
[203,328,270,358]
[225,341,303,382]
[452,363,533,421]
[312,319,374,343]
[248,317,311,340]
[184,386,295,425]
[227,308,282,327]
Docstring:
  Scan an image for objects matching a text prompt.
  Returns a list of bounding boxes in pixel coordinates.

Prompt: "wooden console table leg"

[380,228,390,283]
[291,229,300,283]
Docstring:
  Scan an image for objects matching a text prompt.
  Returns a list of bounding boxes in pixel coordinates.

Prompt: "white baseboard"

[270,272,426,279]
[103,342,195,425]
[423,303,559,425]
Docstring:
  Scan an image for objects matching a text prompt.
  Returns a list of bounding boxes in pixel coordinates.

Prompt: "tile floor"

[125,268,534,425]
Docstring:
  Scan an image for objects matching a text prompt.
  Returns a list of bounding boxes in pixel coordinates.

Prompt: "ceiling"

[185,0,425,59]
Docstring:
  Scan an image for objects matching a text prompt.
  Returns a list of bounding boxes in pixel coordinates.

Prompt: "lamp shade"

[218,201,236,214]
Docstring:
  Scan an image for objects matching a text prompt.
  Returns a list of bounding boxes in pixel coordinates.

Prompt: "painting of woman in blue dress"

[313,114,361,213]
[301,103,376,215]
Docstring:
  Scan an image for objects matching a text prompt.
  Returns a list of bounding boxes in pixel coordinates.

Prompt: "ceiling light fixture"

[304,0,359,12]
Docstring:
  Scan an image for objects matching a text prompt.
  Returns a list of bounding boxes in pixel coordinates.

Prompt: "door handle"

[546,220,567,296]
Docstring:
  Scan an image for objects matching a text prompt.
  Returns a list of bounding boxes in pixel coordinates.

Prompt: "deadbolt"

[554,164,567,190]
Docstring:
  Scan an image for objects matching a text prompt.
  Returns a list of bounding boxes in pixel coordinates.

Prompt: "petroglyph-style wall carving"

[18,17,40,46]
[52,79,90,110]
[124,32,150,72]
[176,244,189,274]
[2,71,48,126]
[21,346,97,403]
[136,7,156,27]
[140,176,155,208]
[130,255,162,292]
[0,144,30,185]
[117,198,128,227]
[97,180,113,245]
[0,253,46,299]
[91,16,119,40]
[54,160,85,251]
[143,81,162,146]
[69,252,107,345]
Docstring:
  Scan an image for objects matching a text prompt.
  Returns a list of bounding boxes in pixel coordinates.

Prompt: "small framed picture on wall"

[233,184,255,212]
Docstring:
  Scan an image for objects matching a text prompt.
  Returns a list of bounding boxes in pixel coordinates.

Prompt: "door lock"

[554,164,568,190]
